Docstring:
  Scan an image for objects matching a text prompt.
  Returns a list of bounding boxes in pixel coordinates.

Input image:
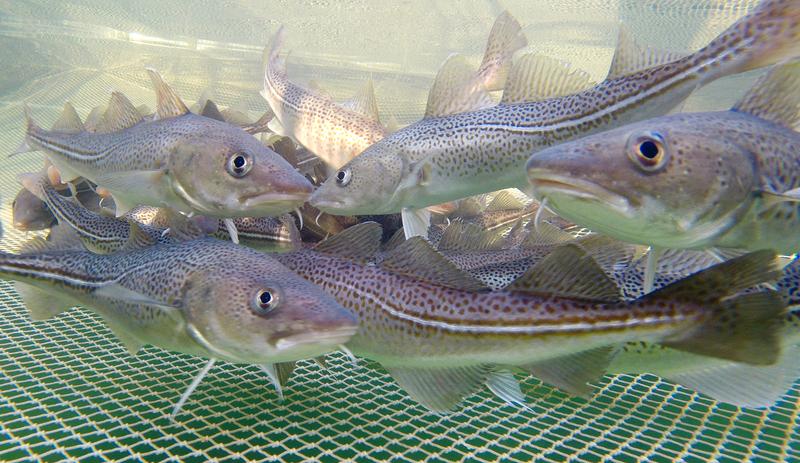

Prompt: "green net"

[0,1,796,462]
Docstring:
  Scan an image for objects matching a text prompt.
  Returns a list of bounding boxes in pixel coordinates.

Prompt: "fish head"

[182,255,358,363]
[309,141,410,215]
[526,119,756,247]
[12,187,55,231]
[167,133,312,218]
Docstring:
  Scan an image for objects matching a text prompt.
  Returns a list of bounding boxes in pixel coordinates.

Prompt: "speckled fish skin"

[275,236,782,370]
[25,108,312,218]
[527,103,800,254]
[311,0,800,215]
[261,26,387,170]
[0,237,357,364]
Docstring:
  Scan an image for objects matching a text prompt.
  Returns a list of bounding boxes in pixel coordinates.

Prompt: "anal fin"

[386,365,490,412]
[521,346,614,396]
[14,282,76,321]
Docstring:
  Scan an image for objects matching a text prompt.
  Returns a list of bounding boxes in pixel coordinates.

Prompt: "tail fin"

[477,11,527,91]
[644,250,785,365]
[698,0,800,77]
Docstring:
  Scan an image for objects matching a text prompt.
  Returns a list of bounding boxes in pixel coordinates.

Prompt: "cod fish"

[18,69,312,221]
[310,0,800,238]
[0,227,357,415]
[262,11,525,171]
[24,174,299,254]
[275,222,785,411]
[527,59,800,291]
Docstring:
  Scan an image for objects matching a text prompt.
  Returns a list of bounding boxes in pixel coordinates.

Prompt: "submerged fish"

[276,223,785,411]
[527,59,800,264]
[25,176,299,254]
[19,69,312,219]
[0,227,357,415]
[310,0,800,238]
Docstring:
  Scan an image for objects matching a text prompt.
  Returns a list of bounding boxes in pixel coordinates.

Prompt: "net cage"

[0,1,796,461]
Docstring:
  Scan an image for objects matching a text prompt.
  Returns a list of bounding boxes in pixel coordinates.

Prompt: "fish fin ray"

[381,236,488,291]
[477,10,527,92]
[507,244,621,301]
[401,207,431,239]
[386,365,490,412]
[607,24,685,80]
[425,54,494,118]
[14,282,77,321]
[501,53,595,104]
[199,100,226,122]
[486,368,527,406]
[733,59,800,130]
[341,78,381,123]
[51,103,85,133]
[145,68,190,119]
[315,221,382,262]
[484,190,527,211]
[438,221,505,252]
[522,346,614,396]
[95,92,142,133]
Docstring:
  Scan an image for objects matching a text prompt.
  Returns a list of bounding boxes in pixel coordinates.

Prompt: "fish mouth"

[241,192,310,209]
[528,170,633,216]
[274,326,357,352]
[308,192,346,212]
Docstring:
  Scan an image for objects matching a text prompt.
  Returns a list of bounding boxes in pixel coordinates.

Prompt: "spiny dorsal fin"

[83,105,106,133]
[476,10,528,92]
[200,100,226,122]
[507,244,621,302]
[437,221,504,253]
[501,53,595,104]
[381,236,488,291]
[425,54,494,118]
[51,103,84,133]
[455,197,484,217]
[145,68,190,119]
[96,92,142,133]
[121,220,157,251]
[733,59,800,130]
[315,222,382,262]
[341,78,381,123]
[522,221,574,248]
[242,109,275,135]
[607,24,685,80]
[485,190,526,212]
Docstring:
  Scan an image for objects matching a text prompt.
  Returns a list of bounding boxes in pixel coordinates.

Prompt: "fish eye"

[628,132,669,172]
[335,168,352,186]
[226,152,253,178]
[252,288,279,315]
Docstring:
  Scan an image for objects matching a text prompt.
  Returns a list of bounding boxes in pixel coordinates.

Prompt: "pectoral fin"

[401,207,430,239]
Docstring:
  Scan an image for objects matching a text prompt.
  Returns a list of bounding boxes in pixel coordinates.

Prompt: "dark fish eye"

[336,168,352,186]
[252,288,279,315]
[628,132,669,172]
[227,152,253,178]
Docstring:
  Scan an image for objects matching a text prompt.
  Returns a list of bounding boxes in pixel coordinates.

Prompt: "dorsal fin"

[200,100,226,122]
[485,190,526,212]
[315,222,382,262]
[455,197,484,217]
[341,78,381,123]
[121,220,157,251]
[96,92,142,133]
[145,68,189,119]
[522,221,575,248]
[189,89,213,113]
[733,59,800,130]
[83,105,106,133]
[51,103,84,133]
[501,53,595,104]
[425,54,494,118]
[241,109,275,135]
[507,244,621,301]
[607,24,685,80]
[380,236,488,291]
[383,227,406,252]
[437,221,504,253]
[476,10,527,92]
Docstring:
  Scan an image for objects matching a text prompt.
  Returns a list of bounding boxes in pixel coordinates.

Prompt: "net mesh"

[0,1,797,462]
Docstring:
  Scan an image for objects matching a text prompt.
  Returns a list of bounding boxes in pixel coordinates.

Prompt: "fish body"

[310,0,800,228]
[23,71,312,219]
[0,234,357,364]
[527,60,800,254]
[261,27,387,170]
[275,223,784,409]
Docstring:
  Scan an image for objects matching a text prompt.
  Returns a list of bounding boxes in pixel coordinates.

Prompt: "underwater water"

[0,0,797,462]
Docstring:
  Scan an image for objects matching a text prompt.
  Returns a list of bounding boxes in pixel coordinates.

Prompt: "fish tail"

[697,0,800,78]
[265,25,287,74]
[643,250,786,365]
[477,11,527,91]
